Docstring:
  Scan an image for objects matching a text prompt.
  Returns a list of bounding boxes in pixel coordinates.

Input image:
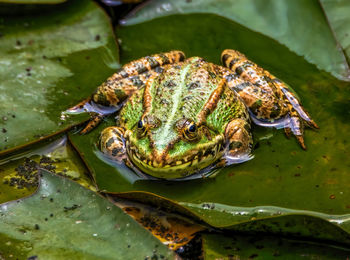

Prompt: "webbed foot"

[67,98,106,135]
[278,82,319,149]
[221,49,318,149]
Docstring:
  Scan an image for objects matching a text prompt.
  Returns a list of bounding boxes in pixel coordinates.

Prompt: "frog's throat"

[124,132,225,177]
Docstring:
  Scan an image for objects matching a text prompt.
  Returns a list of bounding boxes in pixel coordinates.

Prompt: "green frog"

[74,50,318,179]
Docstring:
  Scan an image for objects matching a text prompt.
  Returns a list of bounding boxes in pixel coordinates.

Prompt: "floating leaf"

[0,135,95,204]
[121,0,350,81]
[109,192,350,245]
[320,0,350,62]
[69,3,350,244]
[110,196,205,250]
[0,169,176,259]
[0,0,119,154]
[202,233,350,259]
[0,0,66,4]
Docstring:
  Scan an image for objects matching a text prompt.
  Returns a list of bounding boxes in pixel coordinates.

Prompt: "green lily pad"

[202,233,350,259]
[0,169,175,259]
[69,7,350,243]
[0,135,96,204]
[320,0,350,62]
[122,0,350,81]
[109,192,350,244]
[0,0,119,155]
[111,197,205,251]
[0,0,66,4]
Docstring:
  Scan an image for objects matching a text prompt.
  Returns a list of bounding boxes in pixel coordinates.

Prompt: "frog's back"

[149,57,224,124]
[120,56,248,139]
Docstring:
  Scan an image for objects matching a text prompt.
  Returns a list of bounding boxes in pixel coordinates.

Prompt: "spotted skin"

[119,57,247,178]
[93,50,185,106]
[100,127,126,159]
[225,118,252,157]
[221,49,318,149]
[74,50,317,179]
[77,51,185,134]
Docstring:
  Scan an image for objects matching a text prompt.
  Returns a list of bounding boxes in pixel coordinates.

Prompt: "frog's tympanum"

[74,50,318,179]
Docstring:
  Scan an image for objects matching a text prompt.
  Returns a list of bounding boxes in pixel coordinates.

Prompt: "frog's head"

[124,115,224,179]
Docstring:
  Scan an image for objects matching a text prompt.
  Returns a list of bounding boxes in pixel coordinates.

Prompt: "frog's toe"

[285,115,308,150]
[80,113,104,135]
[100,127,126,160]
[306,119,319,129]
[296,135,306,150]
[68,97,92,111]
[284,126,292,138]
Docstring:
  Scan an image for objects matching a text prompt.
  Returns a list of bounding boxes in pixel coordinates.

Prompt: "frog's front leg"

[225,118,253,161]
[221,49,318,149]
[78,51,185,133]
[100,127,126,160]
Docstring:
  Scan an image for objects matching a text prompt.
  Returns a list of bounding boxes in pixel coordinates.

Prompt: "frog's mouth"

[125,135,225,179]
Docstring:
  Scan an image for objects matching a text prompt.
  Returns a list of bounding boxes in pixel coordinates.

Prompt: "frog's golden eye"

[184,122,198,141]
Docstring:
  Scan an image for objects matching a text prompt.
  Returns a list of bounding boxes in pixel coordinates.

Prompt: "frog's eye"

[188,124,196,133]
[137,120,144,129]
[137,119,147,137]
[184,122,198,141]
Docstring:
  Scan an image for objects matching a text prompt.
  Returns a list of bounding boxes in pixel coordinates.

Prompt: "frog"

[73,50,318,179]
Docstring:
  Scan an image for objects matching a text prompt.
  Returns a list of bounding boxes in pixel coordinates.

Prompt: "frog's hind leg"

[100,127,126,161]
[221,49,318,149]
[78,51,186,133]
[92,50,185,107]
[225,118,253,162]
[275,81,318,149]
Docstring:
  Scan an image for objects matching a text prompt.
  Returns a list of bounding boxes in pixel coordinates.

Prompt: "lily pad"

[0,0,119,154]
[320,0,350,62]
[0,0,66,4]
[111,197,205,250]
[109,192,350,245]
[122,0,350,81]
[0,135,96,204]
[0,169,176,259]
[69,5,350,243]
[202,233,350,259]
